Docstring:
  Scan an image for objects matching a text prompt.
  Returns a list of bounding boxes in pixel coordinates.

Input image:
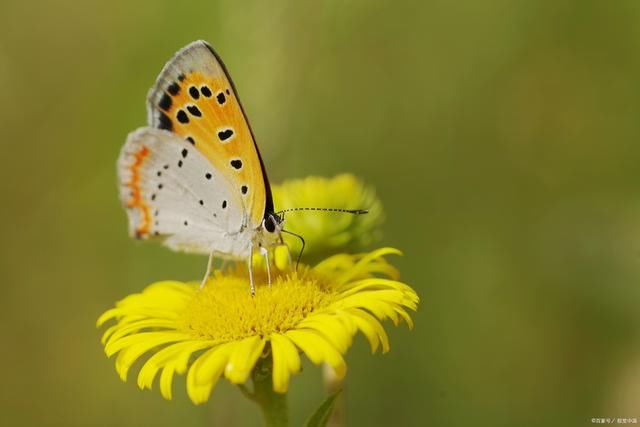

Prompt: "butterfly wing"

[117,127,251,257]
[146,40,273,230]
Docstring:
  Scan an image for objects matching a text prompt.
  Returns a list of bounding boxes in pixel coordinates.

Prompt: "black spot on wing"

[216,92,226,105]
[241,185,248,195]
[230,159,243,170]
[222,200,227,209]
[186,136,195,145]
[205,173,212,180]
[177,110,189,124]
[178,74,186,82]
[201,85,212,97]
[187,105,202,117]
[218,128,234,142]
[189,86,200,99]
[158,93,172,111]
[158,112,172,131]
[167,82,180,95]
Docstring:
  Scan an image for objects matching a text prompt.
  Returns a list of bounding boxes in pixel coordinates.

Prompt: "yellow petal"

[224,336,265,384]
[174,341,212,374]
[332,310,358,336]
[335,278,409,298]
[193,344,234,386]
[160,364,176,400]
[137,343,182,390]
[113,334,189,381]
[348,308,390,353]
[100,323,120,346]
[114,346,137,381]
[137,341,212,390]
[347,311,379,353]
[298,314,352,354]
[335,248,402,284]
[394,307,414,329]
[105,331,189,357]
[270,333,300,393]
[364,259,400,280]
[187,344,232,404]
[286,330,346,379]
[96,308,121,327]
[313,254,354,275]
[350,294,402,323]
[103,319,176,347]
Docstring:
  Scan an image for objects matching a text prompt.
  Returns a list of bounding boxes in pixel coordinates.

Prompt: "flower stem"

[251,356,289,427]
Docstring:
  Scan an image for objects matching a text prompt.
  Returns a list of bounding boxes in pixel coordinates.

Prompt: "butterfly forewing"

[117,127,250,256]
[146,40,269,229]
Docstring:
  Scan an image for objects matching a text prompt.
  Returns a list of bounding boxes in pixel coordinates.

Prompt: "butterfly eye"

[264,216,276,233]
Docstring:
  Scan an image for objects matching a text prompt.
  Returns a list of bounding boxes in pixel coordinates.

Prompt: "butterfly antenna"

[281,228,305,271]
[276,207,369,215]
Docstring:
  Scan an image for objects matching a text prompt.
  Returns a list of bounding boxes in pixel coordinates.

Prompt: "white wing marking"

[117,127,252,258]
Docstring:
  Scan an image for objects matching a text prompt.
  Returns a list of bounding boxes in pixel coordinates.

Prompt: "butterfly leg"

[248,246,256,296]
[260,246,272,287]
[200,250,215,289]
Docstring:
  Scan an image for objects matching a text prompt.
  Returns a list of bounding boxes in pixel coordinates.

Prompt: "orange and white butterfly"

[117,40,284,293]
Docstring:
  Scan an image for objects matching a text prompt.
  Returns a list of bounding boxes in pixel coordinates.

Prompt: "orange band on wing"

[160,71,267,227]
[127,145,152,237]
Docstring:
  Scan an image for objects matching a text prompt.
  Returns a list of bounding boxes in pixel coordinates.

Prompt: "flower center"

[178,269,333,343]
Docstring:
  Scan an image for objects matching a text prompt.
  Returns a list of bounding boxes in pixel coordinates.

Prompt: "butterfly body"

[118,41,283,264]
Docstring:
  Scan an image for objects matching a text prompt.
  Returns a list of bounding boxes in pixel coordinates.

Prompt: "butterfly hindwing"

[146,40,271,230]
[117,127,251,256]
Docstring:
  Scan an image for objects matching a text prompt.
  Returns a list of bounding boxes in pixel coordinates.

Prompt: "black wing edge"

[201,41,275,221]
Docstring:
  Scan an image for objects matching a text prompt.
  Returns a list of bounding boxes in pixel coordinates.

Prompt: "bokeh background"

[2,0,640,425]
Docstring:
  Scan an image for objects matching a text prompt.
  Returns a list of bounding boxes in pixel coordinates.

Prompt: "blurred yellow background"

[2,1,640,425]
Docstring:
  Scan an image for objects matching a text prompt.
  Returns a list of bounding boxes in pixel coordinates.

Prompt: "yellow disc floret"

[179,271,333,343]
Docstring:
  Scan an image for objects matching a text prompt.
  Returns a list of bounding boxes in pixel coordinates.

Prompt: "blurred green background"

[2,0,640,425]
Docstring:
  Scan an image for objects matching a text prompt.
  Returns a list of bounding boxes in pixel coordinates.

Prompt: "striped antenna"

[275,208,368,269]
[276,207,369,215]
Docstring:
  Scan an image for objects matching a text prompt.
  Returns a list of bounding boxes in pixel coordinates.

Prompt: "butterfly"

[117,40,287,294]
[118,40,366,294]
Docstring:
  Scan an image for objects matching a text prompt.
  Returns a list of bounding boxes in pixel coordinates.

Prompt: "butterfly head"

[254,213,285,251]
[262,212,284,234]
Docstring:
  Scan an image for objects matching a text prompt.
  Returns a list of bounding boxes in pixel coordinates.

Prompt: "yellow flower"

[272,175,384,261]
[97,248,418,404]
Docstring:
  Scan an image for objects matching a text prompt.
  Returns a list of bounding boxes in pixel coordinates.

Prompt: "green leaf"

[304,390,342,427]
